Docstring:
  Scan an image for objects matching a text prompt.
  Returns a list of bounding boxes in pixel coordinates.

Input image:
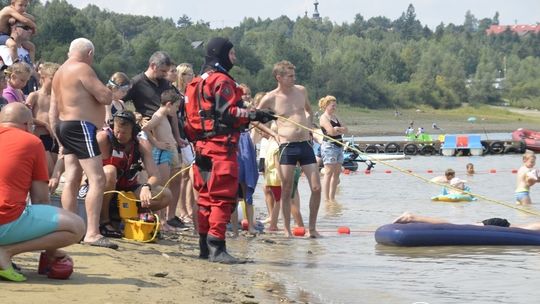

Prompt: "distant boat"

[512,128,540,152]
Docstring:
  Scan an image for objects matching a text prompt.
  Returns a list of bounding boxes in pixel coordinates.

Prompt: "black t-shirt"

[124,73,172,118]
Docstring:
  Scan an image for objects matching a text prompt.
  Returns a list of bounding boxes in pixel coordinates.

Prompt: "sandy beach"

[3,230,281,304]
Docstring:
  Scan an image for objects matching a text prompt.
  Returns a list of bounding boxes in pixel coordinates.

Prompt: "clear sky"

[65,0,540,29]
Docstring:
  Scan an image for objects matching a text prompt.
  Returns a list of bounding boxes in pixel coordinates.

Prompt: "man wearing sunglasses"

[0,22,32,67]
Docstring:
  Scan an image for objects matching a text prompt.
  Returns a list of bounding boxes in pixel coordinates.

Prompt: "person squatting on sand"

[0,103,85,282]
[257,60,322,238]
[49,38,117,249]
[184,37,276,263]
[97,110,171,238]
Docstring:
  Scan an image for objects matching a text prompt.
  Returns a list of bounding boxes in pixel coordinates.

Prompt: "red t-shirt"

[0,126,49,224]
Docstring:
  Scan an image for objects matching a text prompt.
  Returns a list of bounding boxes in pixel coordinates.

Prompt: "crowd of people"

[0,18,354,278]
[2,0,536,283]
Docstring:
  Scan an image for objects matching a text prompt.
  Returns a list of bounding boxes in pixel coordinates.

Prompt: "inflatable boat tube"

[431,193,476,202]
[375,223,540,246]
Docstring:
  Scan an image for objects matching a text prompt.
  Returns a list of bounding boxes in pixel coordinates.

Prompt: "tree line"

[22,0,540,109]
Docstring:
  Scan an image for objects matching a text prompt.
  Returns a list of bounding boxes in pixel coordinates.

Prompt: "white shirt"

[0,45,31,66]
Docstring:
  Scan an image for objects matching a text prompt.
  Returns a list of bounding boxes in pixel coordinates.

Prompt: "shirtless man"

[26,62,59,175]
[394,212,540,231]
[49,38,116,249]
[257,60,321,238]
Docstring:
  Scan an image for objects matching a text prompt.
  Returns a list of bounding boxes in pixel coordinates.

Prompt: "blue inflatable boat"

[375,223,540,246]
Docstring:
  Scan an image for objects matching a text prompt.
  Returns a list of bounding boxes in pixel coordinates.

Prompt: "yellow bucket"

[117,191,138,219]
[123,214,160,243]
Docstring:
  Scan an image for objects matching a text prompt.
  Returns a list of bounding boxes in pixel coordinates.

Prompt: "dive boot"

[199,233,209,259]
[206,235,245,264]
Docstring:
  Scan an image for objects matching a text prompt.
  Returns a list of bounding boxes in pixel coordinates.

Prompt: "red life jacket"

[102,129,142,190]
[184,70,248,141]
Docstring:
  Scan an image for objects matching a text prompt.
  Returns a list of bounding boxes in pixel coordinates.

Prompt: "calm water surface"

[231,152,540,304]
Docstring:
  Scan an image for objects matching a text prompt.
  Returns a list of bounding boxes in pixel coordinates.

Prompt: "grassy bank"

[333,104,540,136]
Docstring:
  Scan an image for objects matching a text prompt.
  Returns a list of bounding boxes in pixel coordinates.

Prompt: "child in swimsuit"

[515,150,537,205]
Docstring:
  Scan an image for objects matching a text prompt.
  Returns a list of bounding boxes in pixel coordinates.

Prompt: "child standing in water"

[515,150,537,205]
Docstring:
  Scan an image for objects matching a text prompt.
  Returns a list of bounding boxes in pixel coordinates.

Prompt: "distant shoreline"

[337,106,539,137]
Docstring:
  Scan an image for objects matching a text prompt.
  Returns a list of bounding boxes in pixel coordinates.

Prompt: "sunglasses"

[17,25,32,31]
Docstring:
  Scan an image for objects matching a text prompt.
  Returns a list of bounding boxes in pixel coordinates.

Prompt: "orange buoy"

[337,226,351,234]
[385,170,392,174]
[427,170,433,173]
[512,169,518,174]
[293,227,306,237]
[490,169,497,173]
[241,219,248,231]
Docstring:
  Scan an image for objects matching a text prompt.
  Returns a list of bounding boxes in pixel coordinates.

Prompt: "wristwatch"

[141,183,152,191]
[248,110,257,120]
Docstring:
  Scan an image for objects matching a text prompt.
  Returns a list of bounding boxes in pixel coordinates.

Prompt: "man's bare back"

[52,58,110,127]
[261,84,311,143]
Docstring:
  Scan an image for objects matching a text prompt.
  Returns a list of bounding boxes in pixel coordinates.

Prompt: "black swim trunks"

[279,141,316,166]
[39,134,60,154]
[56,120,101,159]
[482,218,511,227]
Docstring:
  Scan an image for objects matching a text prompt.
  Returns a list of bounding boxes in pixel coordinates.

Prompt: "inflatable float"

[375,223,540,246]
[431,193,476,202]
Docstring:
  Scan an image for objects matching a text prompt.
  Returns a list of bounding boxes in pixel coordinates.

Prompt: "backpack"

[184,72,237,141]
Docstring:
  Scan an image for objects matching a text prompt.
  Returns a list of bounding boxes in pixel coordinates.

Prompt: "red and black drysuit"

[191,70,249,240]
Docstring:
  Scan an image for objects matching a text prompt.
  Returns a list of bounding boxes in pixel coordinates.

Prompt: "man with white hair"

[49,38,117,249]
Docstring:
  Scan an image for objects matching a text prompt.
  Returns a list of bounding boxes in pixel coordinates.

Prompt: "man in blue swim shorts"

[50,38,117,249]
[257,60,321,238]
[0,103,85,282]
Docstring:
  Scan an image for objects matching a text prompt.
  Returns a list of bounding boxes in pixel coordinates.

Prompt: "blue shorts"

[515,191,530,203]
[0,33,10,45]
[321,142,344,165]
[279,141,316,166]
[0,204,60,245]
[153,148,172,165]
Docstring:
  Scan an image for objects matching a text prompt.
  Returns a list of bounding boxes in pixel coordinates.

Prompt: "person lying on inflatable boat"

[394,212,540,230]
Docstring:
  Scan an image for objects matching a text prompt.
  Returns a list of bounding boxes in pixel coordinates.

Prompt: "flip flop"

[0,266,27,282]
[84,237,119,250]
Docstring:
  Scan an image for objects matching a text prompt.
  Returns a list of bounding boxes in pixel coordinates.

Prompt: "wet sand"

[3,231,276,304]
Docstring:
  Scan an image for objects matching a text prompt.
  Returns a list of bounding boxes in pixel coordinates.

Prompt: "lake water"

[229,152,540,304]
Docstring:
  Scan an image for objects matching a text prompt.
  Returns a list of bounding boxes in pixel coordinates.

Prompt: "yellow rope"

[103,164,192,202]
[273,114,540,217]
